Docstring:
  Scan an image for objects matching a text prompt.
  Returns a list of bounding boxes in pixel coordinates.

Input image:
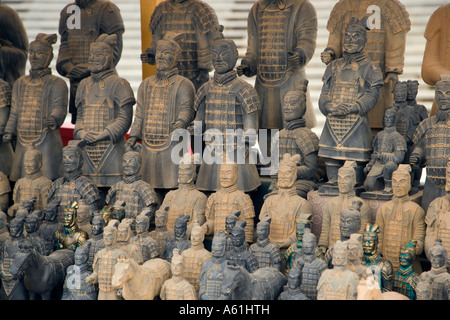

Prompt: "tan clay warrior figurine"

[4,33,67,182]
[238,0,318,130]
[142,0,223,91]
[8,147,52,217]
[322,0,410,131]
[129,32,195,190]
[375,165,426,270]
[54,201,89,252]
[160,248,197,300]
[57,0,125,124]
[116,220,143,265]
[132,212,160,262]
[346,233,370,280]
[161,153,207,236]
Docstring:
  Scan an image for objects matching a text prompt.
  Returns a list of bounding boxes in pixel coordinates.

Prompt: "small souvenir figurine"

[199,231,228,300]
[346,233,369,279]
[284,213,312,271]
[225,210,241,253]
[238,0,318,130]
[226,221,259,274]
[0,217,29,300]
[38,202,62,256]
[194,38,261,193]
[142,0,223,91]
[268,85,320,199]
[375,165,425,270]
[249,217,282,271]
[116,220,143,265]
[86,224,128,300]
[203,162,255,243]
[105,149,159,219]
[278,266,309,300]
[318,17,383,189]
[0,171,9,212]
[392,240,419,300]
[8,147,52,217]
[150,207,174,257]
[160,153,207,236]
[54,201,89,252]
[57,0,125,124]
[417,239,450,300]
[24,211,47,255]
[410,76,450,210]
[321,0,410,131]
[62,243,98,300]
[181,223,212,293]
[160,249,197,300]
[292,229,327,300]
[319,161,370,254]
[362,224,394,292]
[259,154,312,262]
[317,240,360,300]
[86,214,105,271]
[132,212,160,262]
[129,32,195,190]
[0,76,13,176]
[162,214,191,262]
[3,33,67,182]
[362,108,406,198]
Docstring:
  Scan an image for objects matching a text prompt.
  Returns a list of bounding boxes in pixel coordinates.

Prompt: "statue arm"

[318,203,331,250]
[4,79,21,136]
[297,151,318,180]
[424,200,438,260]
[56,7,75,77]
[412,206,426,255]
[240,6,258,76]
[128,81,146,142]
[293,0,318,66]
[241,195,256,243]
[384,25,408,75]
[174,79,196,129]
[318,64,334,116]
[354,66,384,116]
[99,2,125,66]
[203,195,215,235]
[193,3,220,72]
[48,79,69,130]
[73,80,87,140]
[375,207,385,253]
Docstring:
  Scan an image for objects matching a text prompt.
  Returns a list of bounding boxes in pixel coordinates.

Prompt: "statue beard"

[76,0,93,9]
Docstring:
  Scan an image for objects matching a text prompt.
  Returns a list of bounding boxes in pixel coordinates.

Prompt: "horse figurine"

[220,263,286,300]
[111,257,171,300]
[357,277,409,300]
[10,247,74,300]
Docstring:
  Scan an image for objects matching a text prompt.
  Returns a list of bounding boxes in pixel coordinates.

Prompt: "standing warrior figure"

[129,32,195,190]
[284,213,311,271]
[85,214,105,271]
[54,201,89,252]
[238,0,318,130]
[57,0,124,124]
[162,214,191,263]
[150,207,174,257]
[132,213,160,262]
[226,221,259,274]
[141,0,223,91]
[39,202,63,256]
[249,217,282,271]
[4,33,67,182]
[392,240,419,300]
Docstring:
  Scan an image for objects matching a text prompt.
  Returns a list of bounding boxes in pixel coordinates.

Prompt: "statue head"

[295,213,312,243]
[178,153,200,185]
[429,239,448,269]
[382,107,397,129]
[63,201,79,228]
[212,38,239,74]
[399,240,416,268]
[339,200,362,241]
[24,211,41,234]
[256,217,271,242]
[9,217,24,238]
[332,240,349,267]
[136,213,150,235]
[301,228,317,255]
[74,242,90,266]
[155,206,169,228]
[286,266,302,290]
[392,164,412,198]
[122,150,141,177]
[362,224,379,256]
[338,161,357,194]
[282,82,308,123]
[75,0,95,8]
[230,220,246,247]
[117,220,132,243]
[343,17,368,54]
[103,224,118,247]
[62,143,83,173]
[29,33,56,70]
[23,146,43,176]
[211,231,227,259]
[174,214,190,238]
[156,32,182,72]
[393,81,408,103]
[91,214,105,236]
[435,75,450,111]
[88,33,116,73]
[190,222,206,247]
[346,233,363,263]
[226,210,241,234]
[277,153,300,189]
[219,162,238,188]
[44,201,59,222]
[406,80,419,101]
[171,248,184,277]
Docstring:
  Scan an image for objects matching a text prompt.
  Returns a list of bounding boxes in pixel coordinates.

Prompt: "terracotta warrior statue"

[375,165,426,270]
[4,33,67,182]
[142,0,223,91]
[346,233,369,280]
[129,33,196,190]
[224,210,242,254]
[318,17,383,188]
[8,147,52,217]
[249,217,282,271]
[150,206,174,257]
[57,0,125,124]
[162,214,191,262]
[38,202,62,256]
[116,220,143,265]
[321,0,410,131]
[238,0,318,131]
[54,201,89,252]
[0,76,13,176]
[194,38,260,193]
[226,220,259,274]
[86,214,105,271]
[131,213,160,262]
[392,240,419,300]
[278,266,309,300]
[268,85,320,199]
[285,213,312,271]
[24,211,47,255]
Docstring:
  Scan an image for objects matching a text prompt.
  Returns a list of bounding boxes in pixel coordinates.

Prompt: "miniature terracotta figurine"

[74,34,135,189]
[57,0,125,124]
[318,161,370,254]
[224,210,241,253]
[24,211,47,255]
[199,231,228,300]
[226,221,259,273]
[249,217,282,271]
[259,154,312,267]
[150,207,174,257]
[417,239,450,300]
[318,17,383,189]
[392,240,419,300]
[105,149,159,219]
[194,38,260,193]
[203,162,255,243]
[99,203,125,227]
[8,147,52,217]
[278,266,309,300]
[317,240,360,300]
[268,85,320,199]
[361,224,393,292]
[3,33,67,182]
[362,107,406,198]
[116,220,144,265]
[61,243,98,300]
[181,223,212,293]
[162,214,191,262]
[284,213,312,271]
[38,202,61,256]
[346,233,370,279]
[238,0,318,130]
[86,214,105,271]
[410,76,450,210]
[54,201,89,252]
[160,153,207,236]
[132,213,160,262]
[292,229,327,300]
[86,224,128,300]
[322,0,410,131]
[142,0,223,91]
[375,165,425,270]
[160,248,197,300]
[0,77,13,176]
